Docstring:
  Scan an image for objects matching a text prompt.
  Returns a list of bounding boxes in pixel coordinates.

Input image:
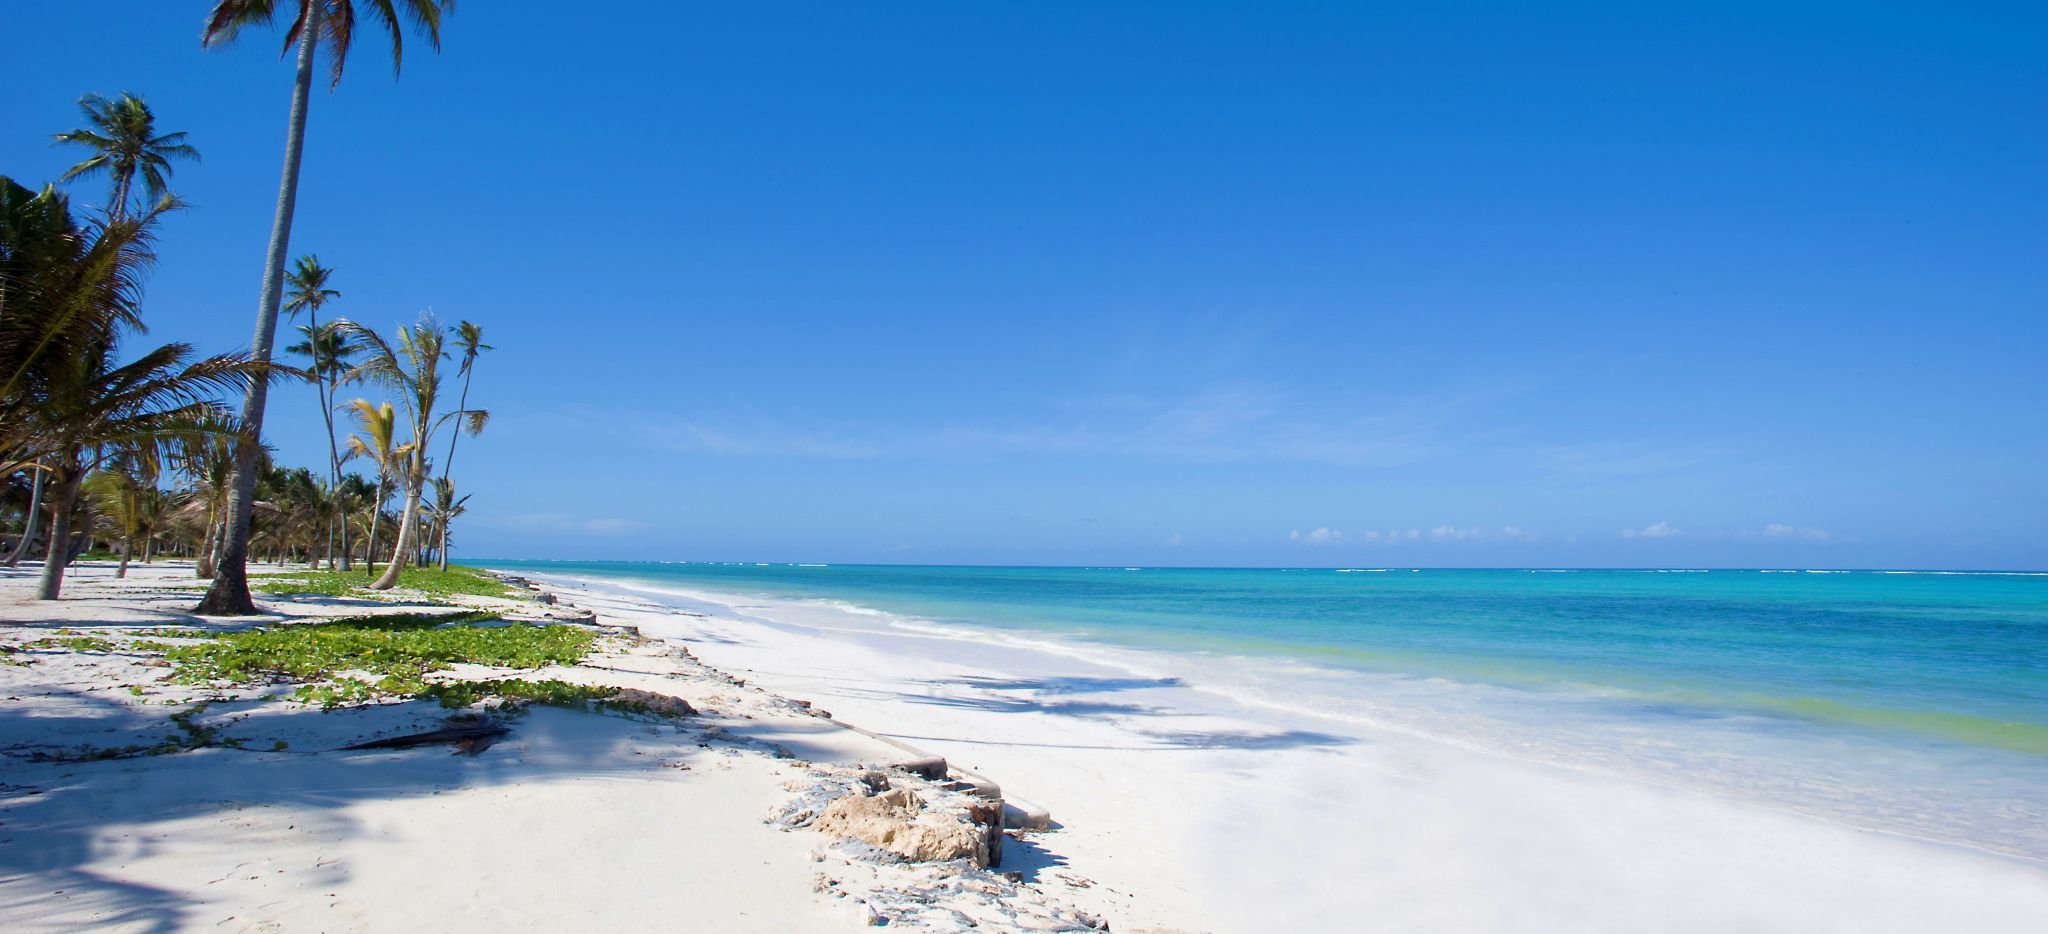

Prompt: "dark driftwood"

[343,723,509,754]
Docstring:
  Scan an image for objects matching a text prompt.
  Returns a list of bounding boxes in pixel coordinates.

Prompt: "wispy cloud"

[1297,526,1540,545]
[1622,521,1682,539]
[1357,528,1421,543]
[566,383,1476,468]
[1762,523,1832,541]
[481,513,652,536]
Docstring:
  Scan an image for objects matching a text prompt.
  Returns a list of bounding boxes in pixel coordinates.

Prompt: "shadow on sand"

[0,686,719,932]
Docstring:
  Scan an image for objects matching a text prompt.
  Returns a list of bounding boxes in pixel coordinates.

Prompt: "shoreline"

[507,566,2048,933]
[512,568,2048,856]
[6,559,2046,932]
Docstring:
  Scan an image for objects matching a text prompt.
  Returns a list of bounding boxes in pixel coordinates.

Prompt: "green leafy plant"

[253,563,520,599]
[167,612,593,692]
[422,678,620,710]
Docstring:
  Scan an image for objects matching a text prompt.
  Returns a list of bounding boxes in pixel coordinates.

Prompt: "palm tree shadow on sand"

[0,688,725,931]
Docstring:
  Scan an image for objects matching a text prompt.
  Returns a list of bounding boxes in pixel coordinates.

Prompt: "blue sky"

[5,2,2044,568]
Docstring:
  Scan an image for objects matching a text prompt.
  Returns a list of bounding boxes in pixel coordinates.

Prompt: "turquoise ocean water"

[481,561,2048,857]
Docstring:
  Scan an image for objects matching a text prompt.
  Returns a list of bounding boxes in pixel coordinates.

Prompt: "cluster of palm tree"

[1,121,258,599]
[276,259,493,586]
[195,0,456,614]
[4,0,490,606]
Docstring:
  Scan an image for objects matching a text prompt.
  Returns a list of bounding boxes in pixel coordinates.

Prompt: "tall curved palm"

[281,255,352,567]
[343,398,405,578]
[337,314,484,589]
[197,0,454,615]
[52,92,200,221]
[435,320,489,569]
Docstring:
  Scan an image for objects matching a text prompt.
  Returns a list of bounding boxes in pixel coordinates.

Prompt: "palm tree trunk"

[437,514,451,572]
[437,369,474,573]
[208,515,226,571]
[72,500,95,560]
[364,476,388,578]
[35,469,83,600]
[4,468,45,567]
[196,510,217,578]
[109,171,130,224]
[370,475,423,590]
[116,538,131,578]
[195,0,324,616]
[312,307,353,572]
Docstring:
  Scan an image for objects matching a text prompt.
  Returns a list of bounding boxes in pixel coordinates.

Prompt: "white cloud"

[1291,527,1345,545]
[1497,526,1539,542]
[1430,525,1483,542]
[1165,532,1184,546]
[580,518,652,535]
[482,513,651,536]
[1622,521,1682,539]
[1353,528,1421,543]
[1763,523,1831,541]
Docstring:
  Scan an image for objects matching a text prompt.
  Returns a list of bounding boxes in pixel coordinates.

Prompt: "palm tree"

[86,443,169,577]
[343,398,405,579]
[196,0,455,615]
[281,255,352,567]
[424,476,468,568]
[1,177,167,470]
[332,471,374,563]
[3,466,48,567]
[27,340,257,599]
[435,320,490,570]
[168,413,245,578]
[52,92,200,221]
[337,314,485,589]
[0,175,255,597]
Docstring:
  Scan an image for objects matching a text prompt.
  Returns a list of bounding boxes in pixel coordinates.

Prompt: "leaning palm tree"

[343,397,405,578]
[281,255,352,567]
[196,0,455,615]
[51,92,200,221]
[337,314,484,590]
[26,340,258,599]
[434,320,489,570]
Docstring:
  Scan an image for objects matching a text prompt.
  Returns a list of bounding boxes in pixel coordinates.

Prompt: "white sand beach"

[6,561,2047,933]
[0,562,1103,932]
[518,571,2048,934]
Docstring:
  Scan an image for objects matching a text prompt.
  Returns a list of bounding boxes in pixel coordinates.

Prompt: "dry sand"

[0,562,1107,932]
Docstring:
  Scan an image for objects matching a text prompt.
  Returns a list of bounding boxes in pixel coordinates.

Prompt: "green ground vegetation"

[252,563,522,600]
[168,611,592,690]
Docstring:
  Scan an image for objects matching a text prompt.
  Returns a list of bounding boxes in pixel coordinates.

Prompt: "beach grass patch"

[422,678,619,710]
[167,611,595,694]
[252,563,522,600]
[24,635,119,653]
[422,680,693,719]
